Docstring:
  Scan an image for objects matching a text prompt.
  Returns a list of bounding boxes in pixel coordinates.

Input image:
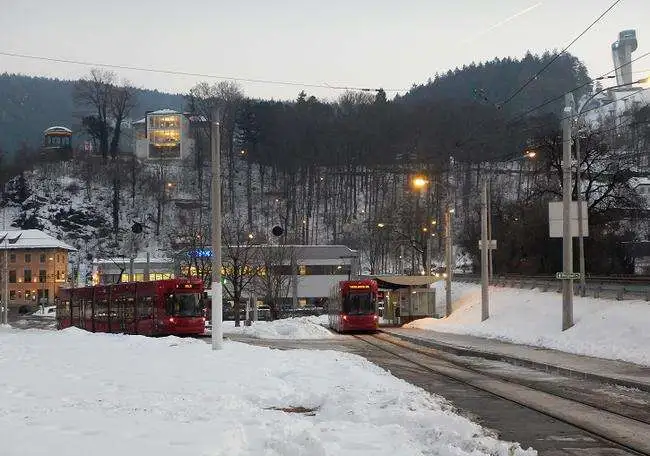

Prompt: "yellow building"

[0,230,76,309]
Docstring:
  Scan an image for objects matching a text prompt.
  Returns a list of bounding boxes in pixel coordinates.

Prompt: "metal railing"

[454,274,650,301]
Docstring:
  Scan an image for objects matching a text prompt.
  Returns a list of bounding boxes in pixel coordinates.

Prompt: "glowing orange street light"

[411,176,429,189]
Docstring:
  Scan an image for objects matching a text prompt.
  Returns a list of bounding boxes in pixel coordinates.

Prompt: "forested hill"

[1,51,591,157]
[0,73,184,153]
[401,51,591,116]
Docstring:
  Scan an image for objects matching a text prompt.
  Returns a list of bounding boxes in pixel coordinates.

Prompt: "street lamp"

[411,176,429,189]
[573,76,648,296]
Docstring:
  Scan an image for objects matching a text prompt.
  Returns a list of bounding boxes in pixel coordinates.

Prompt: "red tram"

[56,278,205,336]
[328,279,379,333]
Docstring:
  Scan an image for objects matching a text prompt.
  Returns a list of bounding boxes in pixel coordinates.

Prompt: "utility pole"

[445,207,453,317]
[2,196,8,326]
[575,129,586,297]
[481,180,489,321]
[562,96,574,331]
[211,112,223,350]
[487,179,493,282]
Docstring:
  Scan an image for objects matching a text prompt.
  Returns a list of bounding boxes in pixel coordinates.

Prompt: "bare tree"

[168,209,211,285]
[221,215,263,326]
[186,81,244,213]
[252,244,297,320]
[74,69,137,240]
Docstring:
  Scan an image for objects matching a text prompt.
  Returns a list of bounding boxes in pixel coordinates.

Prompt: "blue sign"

[189,248,212,258]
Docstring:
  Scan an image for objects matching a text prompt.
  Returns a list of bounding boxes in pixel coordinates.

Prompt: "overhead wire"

[0,50,398,93]
[509,52,650,123]
[455,51,649,150]
[497,0,623,108]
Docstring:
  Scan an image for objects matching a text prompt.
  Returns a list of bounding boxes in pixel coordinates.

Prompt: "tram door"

[70,298,81,328]
[115,298,126,333]
[78,300,86,330]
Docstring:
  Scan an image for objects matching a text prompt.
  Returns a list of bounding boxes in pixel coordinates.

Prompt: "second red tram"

[56,278,206,336]
[328,279,379,333]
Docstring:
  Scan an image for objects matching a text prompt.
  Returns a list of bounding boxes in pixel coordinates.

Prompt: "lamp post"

[411,175,429,274]
[573,77,648,296]
[445,206,454,317]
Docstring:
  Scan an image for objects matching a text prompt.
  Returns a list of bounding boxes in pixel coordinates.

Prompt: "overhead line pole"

[211,112,223,350]
[481,180,489,321]
[562,95,574,331]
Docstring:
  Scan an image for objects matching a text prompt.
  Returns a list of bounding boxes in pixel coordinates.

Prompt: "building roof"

[0,230,77,251]
[43,126,72,135]
[149,109,179,115]
[368,275,442,289]
[94,255,173,265]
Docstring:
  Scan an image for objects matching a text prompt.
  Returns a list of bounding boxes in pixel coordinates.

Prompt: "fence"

[454,274,650,301]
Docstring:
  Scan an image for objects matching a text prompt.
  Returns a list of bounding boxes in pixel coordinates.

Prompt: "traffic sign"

[555,272,581,280]
[478,240,497,249]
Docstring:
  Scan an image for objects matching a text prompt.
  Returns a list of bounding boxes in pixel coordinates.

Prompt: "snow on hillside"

[406,284,650,366]
[0,328,535,455]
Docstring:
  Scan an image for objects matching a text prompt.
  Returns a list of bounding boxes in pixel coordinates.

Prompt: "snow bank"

[0,328,535,455]
[221,314,334,339]
[31,305,56,318]
[406,285,650,366]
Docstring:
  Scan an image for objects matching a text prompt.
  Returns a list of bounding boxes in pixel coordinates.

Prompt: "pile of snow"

[0,328,534,455]
[31,305,56,318]
[406,285,650,367]
[219,314,334,339]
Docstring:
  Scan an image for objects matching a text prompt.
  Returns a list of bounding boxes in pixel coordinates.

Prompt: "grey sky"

[0,0,647,101]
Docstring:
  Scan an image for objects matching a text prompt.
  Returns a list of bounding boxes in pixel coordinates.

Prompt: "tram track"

[353,333,650,455]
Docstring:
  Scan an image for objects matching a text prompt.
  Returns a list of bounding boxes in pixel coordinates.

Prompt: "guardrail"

[454,274,650,301]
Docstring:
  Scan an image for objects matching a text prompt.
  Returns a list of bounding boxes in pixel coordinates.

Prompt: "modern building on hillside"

[133,109,195,160]
[0,230,76,309]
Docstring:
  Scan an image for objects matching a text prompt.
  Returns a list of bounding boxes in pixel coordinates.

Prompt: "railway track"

[354,332,650,455]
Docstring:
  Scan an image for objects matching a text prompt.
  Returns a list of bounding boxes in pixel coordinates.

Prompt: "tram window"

[165,293,202,317]
[343,293,374,315]
[83,299,93,319]
[138,296,153,318]
[125,297,135,319]
[57,300,70,318]
[96,300,108,319]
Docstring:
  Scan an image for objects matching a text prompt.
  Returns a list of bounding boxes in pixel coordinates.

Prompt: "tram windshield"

[342,292,375,315]
[165,293,203,317]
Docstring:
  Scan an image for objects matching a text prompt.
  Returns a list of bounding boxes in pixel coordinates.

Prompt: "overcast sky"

[0,0,647,101]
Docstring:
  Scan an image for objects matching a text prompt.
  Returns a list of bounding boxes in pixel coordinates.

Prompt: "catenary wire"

[0,50,399,93]
[497,0,624,108]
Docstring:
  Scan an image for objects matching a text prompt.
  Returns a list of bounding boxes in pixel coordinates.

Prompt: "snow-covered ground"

[0,328,534,455]
[406,283,650,367]
[215,315,334,339]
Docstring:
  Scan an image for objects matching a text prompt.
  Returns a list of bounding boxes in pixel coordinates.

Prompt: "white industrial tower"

[611,30,637,86]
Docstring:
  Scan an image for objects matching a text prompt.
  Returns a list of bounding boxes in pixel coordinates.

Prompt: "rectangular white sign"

[548,201,589,238]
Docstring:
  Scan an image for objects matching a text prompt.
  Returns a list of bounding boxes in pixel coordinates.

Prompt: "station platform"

[381,327,650,392]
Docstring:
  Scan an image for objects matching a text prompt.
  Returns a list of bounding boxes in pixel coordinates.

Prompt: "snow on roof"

[0,230,76,251]
[43,126,72,135]
[94,256,173,264]
[132,118,146,125]
[148,109,179,115]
